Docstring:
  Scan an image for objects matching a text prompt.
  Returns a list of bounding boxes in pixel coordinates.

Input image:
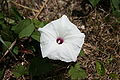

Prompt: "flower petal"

[38,15,85,62]
[44,42,81,62]
[41,41,58,58]
[61,15,83,37]
[64,33,85,48]
[38,23,57,39]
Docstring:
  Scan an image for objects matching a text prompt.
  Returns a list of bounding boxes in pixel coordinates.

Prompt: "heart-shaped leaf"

[68,62,87,80]
[95,61,105,76]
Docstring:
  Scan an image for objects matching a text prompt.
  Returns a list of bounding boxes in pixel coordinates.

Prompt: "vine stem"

[34,0,49,19]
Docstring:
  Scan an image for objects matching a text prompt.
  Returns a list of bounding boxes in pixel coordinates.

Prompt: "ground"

[0,0,120,80]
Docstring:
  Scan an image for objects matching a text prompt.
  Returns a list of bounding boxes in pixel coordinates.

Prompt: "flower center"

[56,37,64,44]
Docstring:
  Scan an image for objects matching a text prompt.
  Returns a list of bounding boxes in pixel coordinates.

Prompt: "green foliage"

[68,62,87,80]
[95,61,105,76]
[110,0,120,17]
[19,22,35,38]
[13,46,19,55]
[11,7,23,21]
[31,31,40,42]
[112,10,120,17]
[0,19,4,25]
[2,41,11,52]
[0,11,47,77]
[0,8,47,79]
[0,9,45,43]
[0,69,4,79]
[32,19,48,28]
[89,0,100,7]
[31,20,47,41]
[111,0,120,10]
[0,13,14,41]
[109,73,119,79]
[79,50,85,56]
[0,13,4,19]
[0,35,7,47]
[89,0,120,17]
[11,19,35,38]
[107,55,114,64]
[11,18,47,39]
[12,64,28,77]
[29,57,53,76]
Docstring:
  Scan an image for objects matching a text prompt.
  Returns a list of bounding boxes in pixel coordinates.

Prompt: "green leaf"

[12,64,28,78]
[0,21,15,41]
[32,19,48,28]
[68,62,87,80]
[0,12,4,19]
[0,19,4,25]
[2,41,11,52]
[79,50,85,56]
[0,69,4,79]
[31,31,40,42]
[112,10,120,17]
[11,7,23,21]
[13,46,19,55]
[19,22,35,38]
[31,46,36,52]
[29,57,52,76]
[111,0,120,10]
[11,19,35,38]
[95,61,105,76]
[0,30,14,41]
[89,0,100,7]
[109,73,119,79]
[107,55,114,64]
[0,35,7,47]
[13,72,21,78]
[12,19,31,33]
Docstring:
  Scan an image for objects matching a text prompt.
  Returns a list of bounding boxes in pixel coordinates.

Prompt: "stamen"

[56,37,64,44]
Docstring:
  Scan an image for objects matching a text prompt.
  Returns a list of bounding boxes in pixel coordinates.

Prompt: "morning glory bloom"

[38,15,85,62]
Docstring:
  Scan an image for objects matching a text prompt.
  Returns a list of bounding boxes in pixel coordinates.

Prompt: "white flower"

[38,15,85,62]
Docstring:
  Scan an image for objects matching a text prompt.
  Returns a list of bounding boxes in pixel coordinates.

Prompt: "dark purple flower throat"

[56,37,64,44]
